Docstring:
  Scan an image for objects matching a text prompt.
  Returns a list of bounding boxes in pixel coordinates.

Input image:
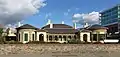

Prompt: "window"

[83,34,87,42]
[49,36,52,41]
[59,36,62,41]
[98,34,105,40]
[63,36,66,41]
[39,34,44,41]
[74,35,77,40]
[24,33,28,41]
[55,36,58,41]
[93,34,97,41]
[32,34,35,41]
[118,15,120,18]
[68,36,71,40]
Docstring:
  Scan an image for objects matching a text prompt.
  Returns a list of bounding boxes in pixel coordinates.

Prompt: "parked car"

[104,39,119,44]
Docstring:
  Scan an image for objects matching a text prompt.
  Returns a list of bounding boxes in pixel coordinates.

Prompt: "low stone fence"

[0,44,120,55]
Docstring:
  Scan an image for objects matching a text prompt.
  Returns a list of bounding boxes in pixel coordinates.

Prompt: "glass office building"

[100,4,120,34]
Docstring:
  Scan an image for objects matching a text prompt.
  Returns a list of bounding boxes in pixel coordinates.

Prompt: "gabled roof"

[44,28,78,34]
[16,24,37,29]
[79,28,91,32]
[42,24,73,29]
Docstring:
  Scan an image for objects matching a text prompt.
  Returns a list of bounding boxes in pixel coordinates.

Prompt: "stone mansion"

[6,20,107,43]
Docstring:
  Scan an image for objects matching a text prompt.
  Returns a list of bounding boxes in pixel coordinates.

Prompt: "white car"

[104,39,119,43]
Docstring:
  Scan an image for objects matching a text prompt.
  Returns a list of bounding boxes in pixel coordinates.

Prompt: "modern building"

[100,4,120,34]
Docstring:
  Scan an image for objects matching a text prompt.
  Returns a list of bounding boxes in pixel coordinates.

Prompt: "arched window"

[68,36,71,40]
[39,34,44,41]
[55,36,58,41]
[83,34,87,42]
[49,36,52,41]
[63,36,67,41]
[24,33,28,41]
[74,35,77,40]
[59,36,62,41]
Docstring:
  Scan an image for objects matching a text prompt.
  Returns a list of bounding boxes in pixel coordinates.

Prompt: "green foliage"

[68,39,82,44]
[0,28,3,36]
[68,39,92,44]
[0,28,4,44]
[4,41,23,44]
[27,41,60,44]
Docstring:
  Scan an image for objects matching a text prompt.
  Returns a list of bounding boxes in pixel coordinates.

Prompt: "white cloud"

[72,11,100,25]
[0,0,46,25]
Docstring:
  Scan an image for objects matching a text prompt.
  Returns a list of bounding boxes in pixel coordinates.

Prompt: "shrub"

[27,41,60,44]
[4,41,23,44]
[68,39,82,44]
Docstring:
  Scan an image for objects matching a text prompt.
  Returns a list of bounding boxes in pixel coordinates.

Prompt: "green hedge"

[27,41,60,44]
[4,41,23,44]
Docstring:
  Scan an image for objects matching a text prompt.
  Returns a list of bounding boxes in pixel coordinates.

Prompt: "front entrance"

[39,34,44,41]
[83,34,87,42]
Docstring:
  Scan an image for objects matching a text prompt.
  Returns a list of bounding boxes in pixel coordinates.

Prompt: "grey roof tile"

[44,28,78,34]
[42,24,73,29]
[16,24,37,29]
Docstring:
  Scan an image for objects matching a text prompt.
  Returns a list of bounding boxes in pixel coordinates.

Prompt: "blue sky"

[24,0,120,28]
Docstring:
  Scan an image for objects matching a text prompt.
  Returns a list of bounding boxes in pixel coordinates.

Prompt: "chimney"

[50,23,53,28]
[18,22,21,27]
[83,23,89,28]
[46,19,51,25]
[73,22,77,29]
[62,21,64,24]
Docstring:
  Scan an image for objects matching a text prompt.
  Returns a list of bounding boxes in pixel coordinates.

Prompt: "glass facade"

[118,5,120,32]
[101,5,119,26]
[118,6,120,19]
[101,5,120,33]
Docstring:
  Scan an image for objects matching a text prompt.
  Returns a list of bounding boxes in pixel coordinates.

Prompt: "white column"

[80,33,83,41]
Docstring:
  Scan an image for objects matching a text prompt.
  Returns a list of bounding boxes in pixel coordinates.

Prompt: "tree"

[0,28,4,43]
[68,38,81,44]
[0,28,3,35]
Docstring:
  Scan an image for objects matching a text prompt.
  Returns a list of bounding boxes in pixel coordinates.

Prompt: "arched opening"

[55,36,58,41]
[83,34,88,42]
[32,34,35,41]
[63,36,67,41]
[68,36,71,40]
[74,35,77,40]
[24,33,28,41]
[49,36,52,41]
[39,34,44,41]
[59,36,62,41]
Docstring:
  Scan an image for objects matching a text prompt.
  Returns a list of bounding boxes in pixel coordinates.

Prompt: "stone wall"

[0,44,120,55]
